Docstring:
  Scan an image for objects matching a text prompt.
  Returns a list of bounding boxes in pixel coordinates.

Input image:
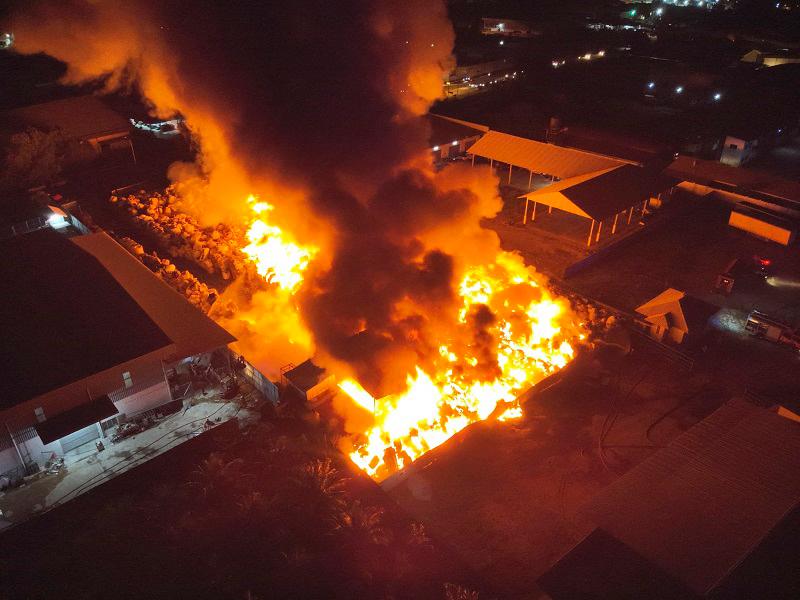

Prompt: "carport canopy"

[518,164,671,221]
[468,130,630,179]
[35,395,118,444]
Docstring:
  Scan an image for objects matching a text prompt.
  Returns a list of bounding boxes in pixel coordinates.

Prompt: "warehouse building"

[540,399,800,598]
[0,228,236,484]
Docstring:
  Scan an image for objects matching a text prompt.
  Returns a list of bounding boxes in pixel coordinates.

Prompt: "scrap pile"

[110,187,248,280]
[119,237,219,313]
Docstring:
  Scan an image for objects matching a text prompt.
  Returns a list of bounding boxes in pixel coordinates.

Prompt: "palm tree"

[333,500,390,547]
[444,583,480,600]
[187,452,244,500]
[293,458,348,499]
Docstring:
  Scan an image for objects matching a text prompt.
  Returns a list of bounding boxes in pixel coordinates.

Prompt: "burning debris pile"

[118,237,219,313]
[337,254,582,480]
[111,189,248,280]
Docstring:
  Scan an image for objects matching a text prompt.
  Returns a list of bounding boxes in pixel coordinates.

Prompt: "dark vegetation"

[0,401,482,600]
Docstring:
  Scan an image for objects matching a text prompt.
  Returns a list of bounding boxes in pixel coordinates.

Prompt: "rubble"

[110,187,249,280]
[119,236,219,313]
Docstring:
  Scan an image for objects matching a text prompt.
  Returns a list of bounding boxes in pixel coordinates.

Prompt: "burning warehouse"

[5,0,585,483]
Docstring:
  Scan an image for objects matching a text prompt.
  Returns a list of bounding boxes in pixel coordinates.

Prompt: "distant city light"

[432,145,440,152]
[597,50,605,57]
[648,81,655,89]
[675,85,684,93]
[499,40,504,46]
[498,23,504,29]
[713,92,722,101]
[451,140,458,146]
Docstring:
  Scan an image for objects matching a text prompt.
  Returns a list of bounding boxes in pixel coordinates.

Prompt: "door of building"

[59,424,100,454]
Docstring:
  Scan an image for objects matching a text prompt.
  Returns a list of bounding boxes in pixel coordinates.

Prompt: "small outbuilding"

[635,288,719,345]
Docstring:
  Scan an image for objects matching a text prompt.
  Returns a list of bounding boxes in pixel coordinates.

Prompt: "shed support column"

[548,205,552,214]
[508,163,513,184]
[641,199,648,216]
[627,205,634,225]
[587,219,595,247]
[532,201,537,221]
[490,158,494,169]
[528,169,533,189]
[523,198,529,225]
[471,153,475,167]
[595,220,603,242]
[612,212,619,234]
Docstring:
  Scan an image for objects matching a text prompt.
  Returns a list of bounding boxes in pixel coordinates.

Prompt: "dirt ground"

[566,200,800,319]
[385,349,729,599]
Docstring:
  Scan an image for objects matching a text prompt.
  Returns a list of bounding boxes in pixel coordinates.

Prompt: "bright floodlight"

[675,85,683,93]
[499,40,504,46]
[432,145,440,152]
[656,7,664,15]
[451,140,458,146]
[648,81,655,89]
[713,92,722,101]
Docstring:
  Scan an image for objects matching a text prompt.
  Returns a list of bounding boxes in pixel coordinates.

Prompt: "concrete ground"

[483,182,682,279]
[0,393,258,529]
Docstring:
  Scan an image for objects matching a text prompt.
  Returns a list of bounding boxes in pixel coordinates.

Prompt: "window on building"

[123,371,133,389]
[34,407,46,423]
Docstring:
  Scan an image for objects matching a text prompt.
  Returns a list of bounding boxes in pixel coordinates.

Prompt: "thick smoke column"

[8,0,509,388]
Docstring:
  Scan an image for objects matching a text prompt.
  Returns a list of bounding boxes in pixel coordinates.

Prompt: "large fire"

[241,198,581,481]
[241,195,318,293]
[10,0,584,483]
[338,255,578,480]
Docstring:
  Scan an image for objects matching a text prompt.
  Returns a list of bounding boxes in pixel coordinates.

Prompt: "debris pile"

[119,237,219,313]
[110,188,248,280]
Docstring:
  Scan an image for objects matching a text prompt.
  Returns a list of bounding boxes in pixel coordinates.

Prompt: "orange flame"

[241,195,318,293]
[338,252,579,480]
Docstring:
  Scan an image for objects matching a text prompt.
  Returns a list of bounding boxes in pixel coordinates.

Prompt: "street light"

[675,85,684,94]
[713,92,722,101]
[648,81,655,89]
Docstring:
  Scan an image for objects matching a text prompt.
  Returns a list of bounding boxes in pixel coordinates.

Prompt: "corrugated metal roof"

[667,156,800,207]
[3,95,130,140]
[520,164,674,221]
[72,233,235,360]
[468,131,630,179]
[580,399,800,595]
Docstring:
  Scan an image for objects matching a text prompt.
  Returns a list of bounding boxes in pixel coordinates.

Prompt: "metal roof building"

[569,399,800,596]
[3,95,129,142]
[467,130,632,181]
[516,164,676,247]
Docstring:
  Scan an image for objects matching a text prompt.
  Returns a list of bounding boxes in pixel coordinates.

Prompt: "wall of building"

[676,181,800,220]
[0,348,174,433]
[728,211,795,246]
[111,378,172,419]
[0,446,21,479]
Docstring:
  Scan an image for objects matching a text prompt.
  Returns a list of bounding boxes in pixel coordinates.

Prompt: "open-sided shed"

[518,164,676,246]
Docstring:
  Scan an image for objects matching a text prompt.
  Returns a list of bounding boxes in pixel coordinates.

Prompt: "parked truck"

[745,310,800,352]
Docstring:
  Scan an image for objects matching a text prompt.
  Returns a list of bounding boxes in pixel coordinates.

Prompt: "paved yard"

[0,395,257,529]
